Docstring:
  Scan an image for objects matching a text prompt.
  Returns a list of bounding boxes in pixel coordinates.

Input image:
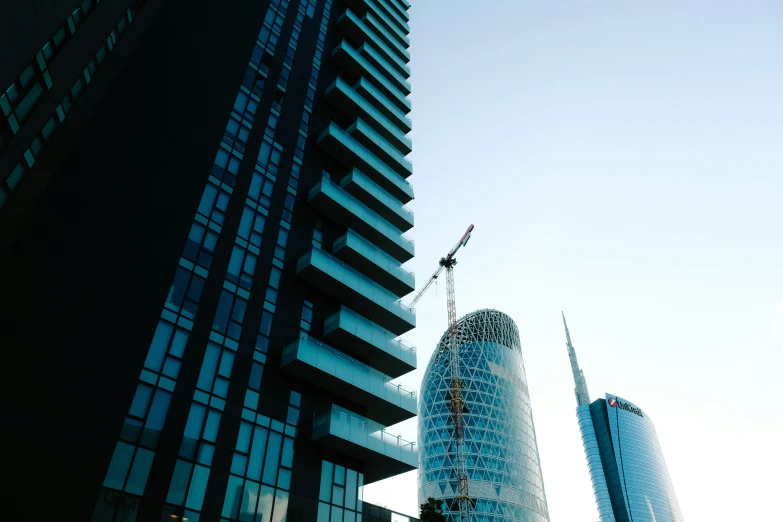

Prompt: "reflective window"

[419,310,550,522]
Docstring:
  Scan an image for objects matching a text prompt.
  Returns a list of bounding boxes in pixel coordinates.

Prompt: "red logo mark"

[608,398,618,407]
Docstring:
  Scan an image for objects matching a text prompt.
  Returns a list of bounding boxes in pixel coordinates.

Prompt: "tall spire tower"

[563,312,591,406]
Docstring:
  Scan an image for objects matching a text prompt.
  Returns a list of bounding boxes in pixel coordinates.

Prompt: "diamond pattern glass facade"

[418,310,550,522]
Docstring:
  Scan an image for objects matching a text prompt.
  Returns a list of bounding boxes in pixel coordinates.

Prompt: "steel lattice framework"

[410,225,474,522]
[419,309,551,522]
[435,308,522,354]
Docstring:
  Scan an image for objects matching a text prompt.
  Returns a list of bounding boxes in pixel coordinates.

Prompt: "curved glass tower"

[563,314,684,522]
[418,309,550,522]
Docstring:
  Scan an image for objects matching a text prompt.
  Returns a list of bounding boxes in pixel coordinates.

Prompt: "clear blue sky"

[362,1,783,521]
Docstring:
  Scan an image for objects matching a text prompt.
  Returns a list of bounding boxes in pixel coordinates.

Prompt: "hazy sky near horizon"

[361,1,783,521]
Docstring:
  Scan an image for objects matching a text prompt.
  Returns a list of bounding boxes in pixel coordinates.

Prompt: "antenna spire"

[563,312,591,406]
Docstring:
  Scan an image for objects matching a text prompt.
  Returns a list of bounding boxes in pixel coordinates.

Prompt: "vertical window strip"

[219,392,300,522]
[0,0,104,154]
[92,2,292,520]
[317,460,365,522]
[217,4,336,516]
[163,1,328,519]
[208,0,313,490]
[1,6,137,214]
[218,13,336,518]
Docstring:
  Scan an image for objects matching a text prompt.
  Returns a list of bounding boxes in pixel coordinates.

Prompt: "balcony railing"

[359,43,411,95]
[360,0,410,46]
[348,119,412,178]
[363,12,409,62]
[308,174,414,262]
[332,41,410,113]
[296,246,416,334]
[333,229,415,296]
[384,0,410,22]
[324,305,416,377]
[340,169,413,231]
[338,9,410,78]
[281,334,416,425]
[317,123,413,203]
[326,78,411,152]
[312,404,417,483]
[353,77,411,133]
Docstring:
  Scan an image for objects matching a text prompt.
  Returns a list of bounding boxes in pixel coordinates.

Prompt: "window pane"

[169,329,189,357]
[166,459,193,505]
[345,469,358,511]
[332,485,344,507]
[272,489,289,522]
[317,502,330,522]
[239,480,260,522]
[334,465,345,486]
[319,461,333,502]
[128,384,153,419]
[124,448,154,495]
[262,432,282,485]
[237,422,253,453]
[280,437,294,468]
[202,410,221,442]
[103,442,134,490]
[247,426,268,481]
[183,403,207,440]
[330,506,343,522]
[257,485,275,522]
[197,344,220,392]
[218,351,235,378]
[145,321,173,371]
[222,475,245,518]
[213,291,234,333]
[185,465,210,510]
[144,390,172,430]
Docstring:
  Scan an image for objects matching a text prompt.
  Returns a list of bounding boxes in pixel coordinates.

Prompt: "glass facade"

[601,395,684,522]
[576,405,615,522]
[418,310,550,522]
[1,0,416,520]
[564,317,684,522]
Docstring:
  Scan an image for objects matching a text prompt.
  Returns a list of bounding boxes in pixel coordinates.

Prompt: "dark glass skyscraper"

[563,314,685,522]
[418,310,551,522]
[0,0,417,521]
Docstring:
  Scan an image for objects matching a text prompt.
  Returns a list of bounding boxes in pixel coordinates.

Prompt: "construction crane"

[410,224,474,522]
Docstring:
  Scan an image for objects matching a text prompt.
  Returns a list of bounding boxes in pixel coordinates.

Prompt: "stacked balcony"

[338,9,410,78]
[298,0,414,473]
[339,169,413,232]
[325,77,411,149]
[332,41,409,113]
[332,229,414,295]
[312,404,417,483]
[317,124,412,202]
[281,334,416,425]
[295,247,415,335]
[324,306,416,378]
[307,176,413,262]
[347,119,412,178]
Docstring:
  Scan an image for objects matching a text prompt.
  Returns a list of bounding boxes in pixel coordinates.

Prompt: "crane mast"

[411,224,474,522]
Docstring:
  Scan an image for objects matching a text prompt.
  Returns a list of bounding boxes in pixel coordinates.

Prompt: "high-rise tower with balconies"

[0,0,416,521]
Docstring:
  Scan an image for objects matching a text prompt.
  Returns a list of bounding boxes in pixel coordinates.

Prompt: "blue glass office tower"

[0,0,416,521]
[563,314,685,522]
[418,310,551,522]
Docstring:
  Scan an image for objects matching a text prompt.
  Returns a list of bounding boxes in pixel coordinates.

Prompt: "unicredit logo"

[608,397,643,418]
